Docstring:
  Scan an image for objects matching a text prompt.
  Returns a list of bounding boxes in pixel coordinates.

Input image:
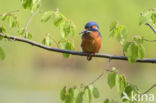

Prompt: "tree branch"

[1,33,156,63]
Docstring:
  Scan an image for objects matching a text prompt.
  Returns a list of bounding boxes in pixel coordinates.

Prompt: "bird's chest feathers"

[83,31,100,40]
[81,31,102,52]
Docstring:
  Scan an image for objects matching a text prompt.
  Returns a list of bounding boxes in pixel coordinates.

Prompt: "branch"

[25,0,42,33]
[142,83,156,94]
[1,33,156,63]
[87,59,111,86]
[146,23,156,34]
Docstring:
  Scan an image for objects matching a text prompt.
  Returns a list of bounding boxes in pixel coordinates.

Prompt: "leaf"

[0,47,5,60]
[109,21,128,44]
[110,21,117,31]
[138,44,145,59]
[139,11,153,25]
[76,91,84,103]
[20,0,40,12]
[25,32,32,39]
[60,87,66,101]
[31,0,40,12]
[116,74,127,95]
[107,72,116,88]
[68,88,74,100]
[9,16,19,28]
[1,13,8,21]
[103,99,110,103]
[18,28,25,36]
[124,85,133,97]
[86,86,92,103]
[65,94,72,103]
[42,35,52,46]
[21,0,33,10]
[2,14,19,28]
[41,11,54,22]
[92,87,100,98]
[151,13,156,24]
[54,13,65,27]
[62,41,74,58]
[127,43,138,63]
[123,42,131,52]
[65,88,74,103]
[0,25,7,33]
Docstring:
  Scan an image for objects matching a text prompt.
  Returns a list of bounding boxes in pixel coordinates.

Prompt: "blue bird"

[80,21,102,61]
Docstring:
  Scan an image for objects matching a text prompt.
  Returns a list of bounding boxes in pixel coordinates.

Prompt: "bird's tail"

[87,55,92,61]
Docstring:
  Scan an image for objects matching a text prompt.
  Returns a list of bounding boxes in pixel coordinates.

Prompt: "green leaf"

[20,0,40,12]
[103,99,110,103]
[65,94,72,103]
[60,87,66,101]
[9,16,18,28]
[63,21,71,37]
[65,88,74,103]
[76,91,84,103]
[127,43,138,63]
[25,32,32,39]
[116,74,127,95]
[0,25,7,33]
[18,28,25,36]
[139,11,153,25]
[107,72,116,88]
[1,13,8,21]
[109,21,117,31]
[86,86,92,103]
[109,21,128,44]
[151,13,156,24]
[2,14,19,28]
[21,0,33,10]
[31,0,40,12]
[92,87,100,98]
[123,42,131,52]
[61,40,74,58]
[138,44,145,59]
[41,11,54,22]
[54,13,65,27]
[0,47,5,60]
[125,85,133,97]
[42,35,52,46]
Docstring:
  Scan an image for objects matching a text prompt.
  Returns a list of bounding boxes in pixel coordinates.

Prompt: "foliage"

[60,85,100,103]
[109,20,128,44]
[20,0,41,12]
[139,8,156,25]
[106,67,139,102]
[123,35,145,63]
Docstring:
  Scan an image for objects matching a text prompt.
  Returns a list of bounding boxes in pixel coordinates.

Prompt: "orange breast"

[81,31,102,53]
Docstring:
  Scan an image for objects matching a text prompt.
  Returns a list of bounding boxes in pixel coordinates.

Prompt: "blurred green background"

[0,0,156,103]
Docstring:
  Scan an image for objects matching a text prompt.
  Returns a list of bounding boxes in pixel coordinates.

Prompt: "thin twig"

[1,33,156,63]
[87,59,111,86]
[51,38,60,48]
[25,0,42,34]
[144,39,156,42]
[0,10,20,16]
[142,83,156,94]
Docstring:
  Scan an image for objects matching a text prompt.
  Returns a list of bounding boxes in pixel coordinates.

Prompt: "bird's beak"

[79,29,92,34]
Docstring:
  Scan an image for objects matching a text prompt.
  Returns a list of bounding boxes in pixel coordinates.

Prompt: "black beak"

[79,29,92,34]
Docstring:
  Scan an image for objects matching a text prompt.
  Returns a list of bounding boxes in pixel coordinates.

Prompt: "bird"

[80,21,102,61]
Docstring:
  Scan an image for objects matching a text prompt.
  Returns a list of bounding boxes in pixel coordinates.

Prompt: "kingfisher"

[80,21,102,61]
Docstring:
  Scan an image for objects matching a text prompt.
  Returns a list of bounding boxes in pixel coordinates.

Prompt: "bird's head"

[80,21,100,34]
